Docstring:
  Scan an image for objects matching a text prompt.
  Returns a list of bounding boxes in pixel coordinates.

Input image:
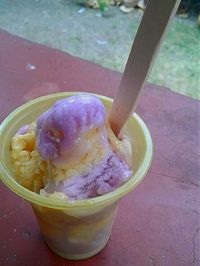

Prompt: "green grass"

[0,0,199,99]
[149,18,200,99]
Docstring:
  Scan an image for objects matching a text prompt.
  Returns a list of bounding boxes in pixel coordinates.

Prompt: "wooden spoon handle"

[109,0,181,136]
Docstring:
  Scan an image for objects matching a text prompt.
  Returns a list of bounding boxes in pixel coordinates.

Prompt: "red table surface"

[0,29,199,266]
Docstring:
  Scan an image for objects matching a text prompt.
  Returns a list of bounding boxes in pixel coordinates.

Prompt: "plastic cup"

[0,92,153,260]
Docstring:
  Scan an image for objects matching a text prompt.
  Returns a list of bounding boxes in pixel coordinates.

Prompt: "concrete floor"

[0,0,199,99]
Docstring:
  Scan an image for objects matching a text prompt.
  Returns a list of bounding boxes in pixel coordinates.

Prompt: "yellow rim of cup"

[0,92,153,210]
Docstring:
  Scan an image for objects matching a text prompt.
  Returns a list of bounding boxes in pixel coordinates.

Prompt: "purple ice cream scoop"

[36,94,106,160]
[45,154,132,200]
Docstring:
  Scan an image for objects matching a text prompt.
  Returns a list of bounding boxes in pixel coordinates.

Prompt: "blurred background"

[0,0,199,99]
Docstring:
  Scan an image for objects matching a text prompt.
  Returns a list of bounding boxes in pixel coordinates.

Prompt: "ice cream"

[11,94,133,200]
[2,92,152,260]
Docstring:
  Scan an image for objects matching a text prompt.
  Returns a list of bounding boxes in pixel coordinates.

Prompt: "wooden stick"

[109,0,181,136]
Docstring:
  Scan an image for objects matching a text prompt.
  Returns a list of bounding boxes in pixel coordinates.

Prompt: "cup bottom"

[45,235,110,260]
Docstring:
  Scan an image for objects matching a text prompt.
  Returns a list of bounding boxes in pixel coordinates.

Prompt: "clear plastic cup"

[0,92,153,260]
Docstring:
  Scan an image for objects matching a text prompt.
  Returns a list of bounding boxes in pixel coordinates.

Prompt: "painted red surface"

[0,29,199,266]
